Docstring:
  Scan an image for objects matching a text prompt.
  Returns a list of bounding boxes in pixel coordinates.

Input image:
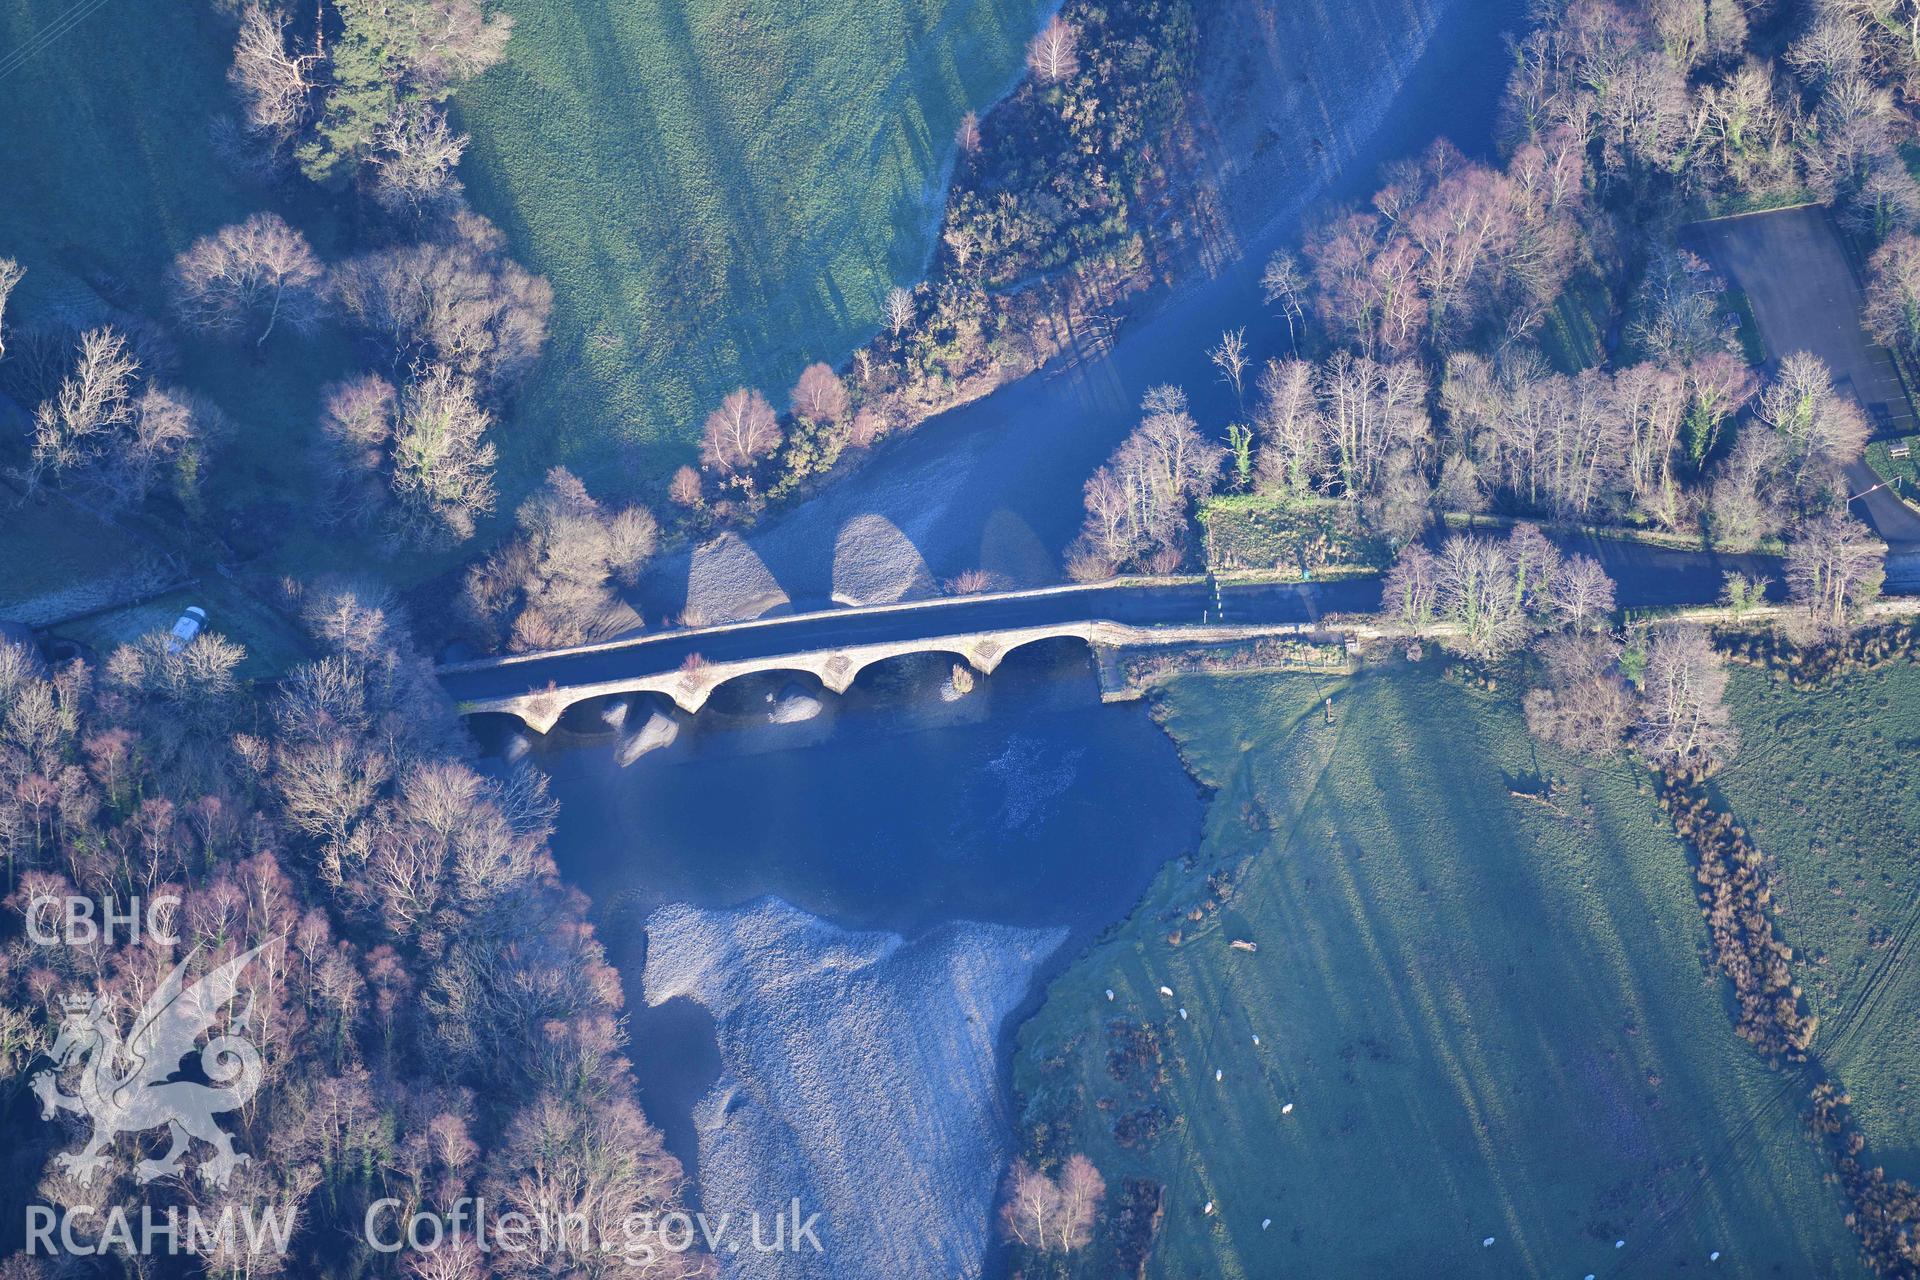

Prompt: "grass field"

[0,490,170,626]
[1713,663,1920,1182]
[0,0,374,576]
[2,0,1049,589]
[1538,270,1612,372]
[1014,668,1861,1277]
[453,0,1049,495]
[1197,494,1391,578]
[1867,435,1920,504]
[49,580,314,678]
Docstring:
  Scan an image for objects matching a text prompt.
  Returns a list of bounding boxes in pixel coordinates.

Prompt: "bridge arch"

[696,665,831,711]
[447,617,1161,732]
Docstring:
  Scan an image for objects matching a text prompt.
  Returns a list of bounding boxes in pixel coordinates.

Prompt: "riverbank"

[639,0,1526,624]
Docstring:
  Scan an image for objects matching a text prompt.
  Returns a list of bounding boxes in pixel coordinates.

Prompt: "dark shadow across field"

[1015,668,1862,1277]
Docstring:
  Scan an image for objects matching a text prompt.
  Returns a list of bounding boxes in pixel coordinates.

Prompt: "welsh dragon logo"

[31,942,273,1189]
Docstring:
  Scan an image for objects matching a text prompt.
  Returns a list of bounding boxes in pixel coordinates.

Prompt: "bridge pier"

[964,637,1005,675]
[455,618,1295,732]
[669,674,716,715]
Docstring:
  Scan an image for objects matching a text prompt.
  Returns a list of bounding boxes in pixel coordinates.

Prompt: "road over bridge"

[439,536,1805,732]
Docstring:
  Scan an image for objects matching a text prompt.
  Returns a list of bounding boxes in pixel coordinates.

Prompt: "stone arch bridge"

[436,580,1363,734]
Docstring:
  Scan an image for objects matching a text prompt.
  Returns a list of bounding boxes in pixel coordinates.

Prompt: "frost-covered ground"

[643,899,1066,1279]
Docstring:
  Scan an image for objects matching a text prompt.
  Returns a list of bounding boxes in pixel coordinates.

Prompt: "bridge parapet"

[457,622,1115,732]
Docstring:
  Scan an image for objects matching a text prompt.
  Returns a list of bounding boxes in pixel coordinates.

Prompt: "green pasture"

[48,579,313,679]
[0,0,374,576]
[453,0,1049,495]
[1714,662,1920,1181]
[0,490,168,626]
[1198,493,1392,578]
[1867,435,1920,504]
[1015,668,1861,1277]
[1,0,1049,590]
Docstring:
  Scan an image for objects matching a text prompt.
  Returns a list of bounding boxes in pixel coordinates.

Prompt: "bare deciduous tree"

[698,387,781,476]
[1208,327,1250,401]
[0,256,22,361]
[335,211,552,393]
[668,464,703,509]
[1707,424,1784,550]
[1027,16,1080,85]
[1784,512,1885,640]
[883,285,916,338]
[1252,357,1319,497]
[1068,386,1223,575]
[1260,250,1307,347]
[1524,631,1633,752]
[461,466,657,652]
[789,361,848,423]
[1683,351,1756,467]
[1629,247,1724,363]
[1382,543,1440,625]
[1548,554,1617,630]
[482,1093,703,1280]
[28,327,138,489]
[1755,351,1868,509]
[997,1154,1102,1253]
[1865,230,1920,362]
[955,109,981,154]
[1434,533,1531,660]
[370,102,469,220]
[1635,624,1738,770]
[229,0,315,148]
[389,364,497,546]
[171,212,326,347]
[1056,1155,1105,1251]
[27,342,202,509]
[1318,351,1430,498]
[317,372,399,530]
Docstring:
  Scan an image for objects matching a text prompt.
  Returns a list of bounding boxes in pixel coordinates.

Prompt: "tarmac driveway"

[1688,205,1920,548]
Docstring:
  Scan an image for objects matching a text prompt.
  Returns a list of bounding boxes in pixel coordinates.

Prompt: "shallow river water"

[523,643,1206,1176]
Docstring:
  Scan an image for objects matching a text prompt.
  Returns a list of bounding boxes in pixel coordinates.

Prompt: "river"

[642,0,1528,624]
[522,642,1206,1176]
[521,3,1531,1275]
